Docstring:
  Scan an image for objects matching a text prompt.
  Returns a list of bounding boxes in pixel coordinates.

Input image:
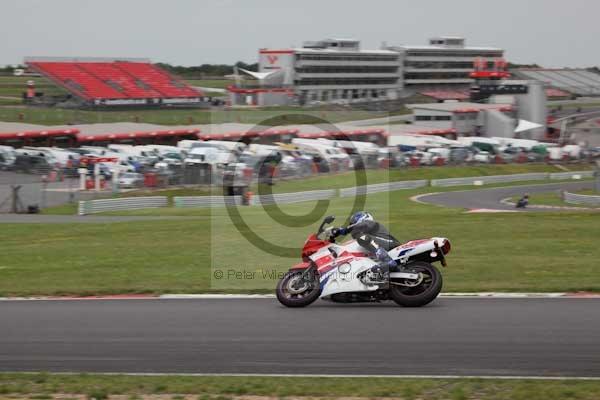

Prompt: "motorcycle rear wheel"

[276,269,321,308]
[390,261,442,307]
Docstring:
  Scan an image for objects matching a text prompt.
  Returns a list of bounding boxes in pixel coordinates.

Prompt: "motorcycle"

[276,216,451,308]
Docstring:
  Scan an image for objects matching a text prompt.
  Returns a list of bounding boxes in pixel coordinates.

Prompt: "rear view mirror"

[317,216,335,236]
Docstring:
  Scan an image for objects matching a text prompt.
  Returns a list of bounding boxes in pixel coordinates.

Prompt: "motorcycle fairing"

[388,238,448,262]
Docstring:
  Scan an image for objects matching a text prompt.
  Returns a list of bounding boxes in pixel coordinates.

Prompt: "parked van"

[562,145,582,159]
[108,144,159,165]
[184,147,234,166]
[291,138,351,171]
[26,147,80,168]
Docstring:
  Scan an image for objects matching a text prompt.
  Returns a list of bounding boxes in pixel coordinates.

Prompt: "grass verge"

[0,106,381,126]
[1,373,600,400]
[509,189,600,208]
[3,179,600,296]
[41,163,593,216]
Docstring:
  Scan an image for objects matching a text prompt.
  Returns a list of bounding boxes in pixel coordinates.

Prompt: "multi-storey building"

[228,36,505,106]
[388,36,504,88]
[228,39,402,106]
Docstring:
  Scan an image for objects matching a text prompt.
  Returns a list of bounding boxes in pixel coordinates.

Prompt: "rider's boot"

[365,249,397,283]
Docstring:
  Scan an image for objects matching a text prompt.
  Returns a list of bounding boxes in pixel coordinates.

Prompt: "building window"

[406,50,503,58]
[415,115,433,121]
[405,61,476,69]
[298,77,399,86]
[296,66,399,74]
[405,72,472,80]
[298,54,399,62]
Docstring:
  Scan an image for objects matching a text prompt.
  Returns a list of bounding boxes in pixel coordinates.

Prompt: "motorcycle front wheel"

[390,261,443,307]
[276,269,321,308]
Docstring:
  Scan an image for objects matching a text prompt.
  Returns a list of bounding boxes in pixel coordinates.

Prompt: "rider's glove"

[335,227,349,236]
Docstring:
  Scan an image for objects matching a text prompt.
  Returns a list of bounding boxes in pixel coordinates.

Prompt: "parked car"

[405,150,435,166]
[448,146,471,164]
[0,145,16,170]
[118,172,144,188]
[13,154,52,173]
[470,148,492,163]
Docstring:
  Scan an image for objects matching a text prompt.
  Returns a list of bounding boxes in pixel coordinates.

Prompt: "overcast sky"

[1,0,597,68]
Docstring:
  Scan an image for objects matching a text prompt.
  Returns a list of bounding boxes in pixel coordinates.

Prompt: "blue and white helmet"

[349,211,374,225]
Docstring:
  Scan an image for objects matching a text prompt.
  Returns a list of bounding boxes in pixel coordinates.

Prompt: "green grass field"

[0,76,68,98]
[0,97,22,106]
[3,167,600,296]
[0,105,380,126]
[1,373,599,400]
[42,164,591,216]
[0,75,382,125]
[510,189,600,208]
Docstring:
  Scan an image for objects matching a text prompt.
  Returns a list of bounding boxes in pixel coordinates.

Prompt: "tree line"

[155,61,259,78]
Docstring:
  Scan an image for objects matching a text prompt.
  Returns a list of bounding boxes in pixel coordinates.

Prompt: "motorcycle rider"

[516,194,529,209]
[333,211,400,282]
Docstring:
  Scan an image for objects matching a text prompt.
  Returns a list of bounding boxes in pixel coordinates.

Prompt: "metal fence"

[549,171,595,180]
[430,173,551,187]
[562,191,600,206]
[173,196,243,208]
[75,171,598,213]
[78,196,168,215]
[253,189,337,205]
[339,180,428,197]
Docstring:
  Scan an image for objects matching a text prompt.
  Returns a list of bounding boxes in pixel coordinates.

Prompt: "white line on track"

[9,371,600,381]
[1,292,600,301]
[409,193,441,204]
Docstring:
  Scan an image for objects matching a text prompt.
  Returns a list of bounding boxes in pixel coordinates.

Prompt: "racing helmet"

[349,211,374,225]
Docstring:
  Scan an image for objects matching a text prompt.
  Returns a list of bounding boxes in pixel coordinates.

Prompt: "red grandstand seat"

[77,63,163,98]
[29,62,127,99]
[115,62,200,98]
[27,60,201,101]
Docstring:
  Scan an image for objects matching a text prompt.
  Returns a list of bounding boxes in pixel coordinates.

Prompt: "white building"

[408,102,515,137]
[229,39,402,106]
[228,36,506,106]
[388,36,504,88]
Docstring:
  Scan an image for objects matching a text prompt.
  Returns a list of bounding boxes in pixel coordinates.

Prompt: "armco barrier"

[254,189,337,205]
[173,196,243,208]
[563,191,600,206]
[78,196,168,215]
[430,173,550,187]
[339,180,428,197]
[549,171,595,180]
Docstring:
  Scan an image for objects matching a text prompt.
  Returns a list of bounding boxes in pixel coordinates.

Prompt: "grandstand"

[24,57,204,107]
[513,69,600,96]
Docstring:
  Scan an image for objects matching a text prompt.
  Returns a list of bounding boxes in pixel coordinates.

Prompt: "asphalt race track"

[1,298,600,377]
[417,181,594,211]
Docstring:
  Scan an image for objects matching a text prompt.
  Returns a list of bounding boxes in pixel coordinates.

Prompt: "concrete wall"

[484,109,515,138]
[515,80,547,140]
[258,92,294,106]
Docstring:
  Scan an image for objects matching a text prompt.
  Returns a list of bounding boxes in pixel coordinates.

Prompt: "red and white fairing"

[306,237,450,299]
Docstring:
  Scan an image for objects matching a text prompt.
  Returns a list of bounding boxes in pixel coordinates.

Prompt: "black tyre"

[390,261,443,307]
[276,269,321,308]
